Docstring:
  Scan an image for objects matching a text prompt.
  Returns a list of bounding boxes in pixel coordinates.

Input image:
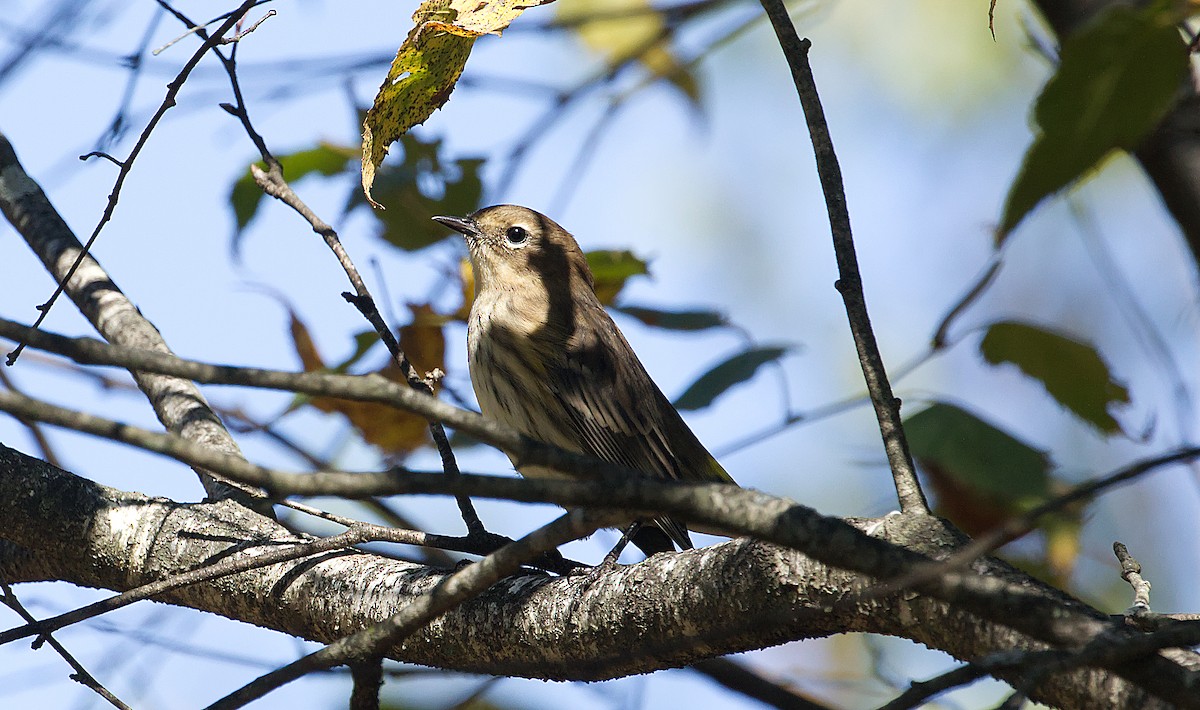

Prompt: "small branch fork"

[756,0,928,514]
[1113,542,1200,629]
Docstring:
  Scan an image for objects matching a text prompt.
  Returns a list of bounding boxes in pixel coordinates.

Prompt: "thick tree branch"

[0,131,261,508]
[209,510,608,709]
[0,446,1195,708]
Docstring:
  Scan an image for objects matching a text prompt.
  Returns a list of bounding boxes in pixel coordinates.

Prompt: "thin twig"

[929,256,1003,349]
[1114,542,1152,613]
[757,0,927,514]
[0,582,132,709]
[1112,543,1200,629]
[878,658,998,710]
[8,0,260,363]
[691,657,829,710]
[96,10,164,150]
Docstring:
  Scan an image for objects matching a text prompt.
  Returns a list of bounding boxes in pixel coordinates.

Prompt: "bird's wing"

[557,316,729,480]
[533,304,732,542]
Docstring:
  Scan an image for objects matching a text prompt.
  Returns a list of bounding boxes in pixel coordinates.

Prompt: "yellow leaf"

[289,311,326,372]
[362,2,476,207]
[453,257,476,321]
[448,0,549,35]
[289,305,449,458]
[557,0,698,104]
[362,0,554,205]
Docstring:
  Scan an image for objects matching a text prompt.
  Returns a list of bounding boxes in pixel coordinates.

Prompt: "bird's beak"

[432,214,480,237]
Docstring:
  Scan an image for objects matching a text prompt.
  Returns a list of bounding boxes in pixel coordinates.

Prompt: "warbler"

[433,205,735,556]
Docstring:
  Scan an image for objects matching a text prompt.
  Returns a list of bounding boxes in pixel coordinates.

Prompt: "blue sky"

[1,1,1198,707]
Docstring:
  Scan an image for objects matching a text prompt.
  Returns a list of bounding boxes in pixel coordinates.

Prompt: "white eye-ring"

[505,225,529,246]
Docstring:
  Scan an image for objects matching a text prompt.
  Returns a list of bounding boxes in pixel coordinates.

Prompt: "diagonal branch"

[0,446,1194,708]
[756,0,927,514]
[9,0,260,357]
[0,131,264,510]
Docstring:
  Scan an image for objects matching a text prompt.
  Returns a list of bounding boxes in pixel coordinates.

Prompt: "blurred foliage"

[556,0,701,106]
[674,345,789,411]
[998,0,1189,238]
[585,249,650,304]
[615,305,727,331]
[905,402,1082,583]
[231,134,484,253]
[289,306,445,458]
[349,135,485,251]
[979,320,1130,435]
[230,143,357,252]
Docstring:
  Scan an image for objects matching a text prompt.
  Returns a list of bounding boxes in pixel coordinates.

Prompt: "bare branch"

[0,132,262,509]
[757,0,927,514]
[0,581,132,710]
[9,0,260,355]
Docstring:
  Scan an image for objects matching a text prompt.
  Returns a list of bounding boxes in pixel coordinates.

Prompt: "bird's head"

[434,205,595,297]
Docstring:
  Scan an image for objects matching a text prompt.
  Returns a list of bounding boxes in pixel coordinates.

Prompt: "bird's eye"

[505,226,528,246]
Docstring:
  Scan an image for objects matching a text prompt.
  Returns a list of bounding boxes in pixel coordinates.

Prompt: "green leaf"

[230,143,356,248]
[361,0,542,205]
[350,134,485,251]
[586,250,650,305]
[907,402,1083,581]
[905,402,1052,501]
[997,1,1188,240]
[674,346,788,411]
[330,331,381,374]
[615,305,727,331]
[979,321,1130,435]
